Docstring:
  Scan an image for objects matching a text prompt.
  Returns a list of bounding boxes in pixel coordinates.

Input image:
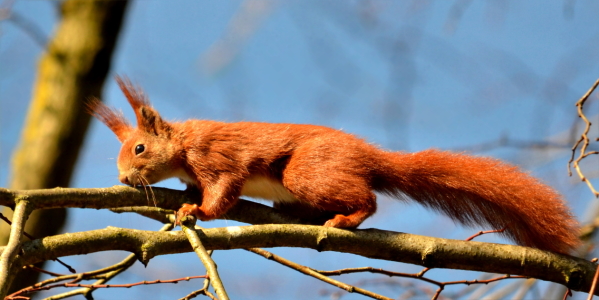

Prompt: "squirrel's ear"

[87,98,132,143]
[115,75,172,137]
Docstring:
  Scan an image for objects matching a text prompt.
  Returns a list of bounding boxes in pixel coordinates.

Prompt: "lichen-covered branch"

[0,186,595,296]
[0,224,593,294]
[0,186,300,226]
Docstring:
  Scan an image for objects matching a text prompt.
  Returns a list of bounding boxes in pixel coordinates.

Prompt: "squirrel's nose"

[119,174,131,185]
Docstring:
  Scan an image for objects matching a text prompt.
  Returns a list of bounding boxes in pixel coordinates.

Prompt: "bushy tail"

[373,149,580,254]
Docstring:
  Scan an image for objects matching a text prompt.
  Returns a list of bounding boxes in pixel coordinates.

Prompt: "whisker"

[147,181,157,207]
[137,174,151,207]
[139,175,157,207]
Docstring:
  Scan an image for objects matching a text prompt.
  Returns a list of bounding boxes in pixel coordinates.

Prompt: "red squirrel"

[90,76,580,254]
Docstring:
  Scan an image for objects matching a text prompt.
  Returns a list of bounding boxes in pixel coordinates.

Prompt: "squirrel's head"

[89,76,181,186]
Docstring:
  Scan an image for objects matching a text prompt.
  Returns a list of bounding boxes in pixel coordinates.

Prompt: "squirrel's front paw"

[176,203,200,225]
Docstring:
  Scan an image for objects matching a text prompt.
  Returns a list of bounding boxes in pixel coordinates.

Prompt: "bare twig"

[62,276,207,289]
[110,206,176,224]
[568,78,599,197]
[247,247,392,300]
[8,223,174,300]
[588,264,599,300]
[319,228,520,299]
[53,222,176,300]
[0,200,32,298]
[178,252,217,300]
[444,273,495,299]
[23,265,65,277]
[181,217,229,300]
[0,212,34,240]
[465,227,507,241]
[1,212,75,274]
[5,275,206,300]
[315,265,525,300]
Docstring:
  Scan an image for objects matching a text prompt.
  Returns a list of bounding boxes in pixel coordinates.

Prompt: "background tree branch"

[1,0,128,292]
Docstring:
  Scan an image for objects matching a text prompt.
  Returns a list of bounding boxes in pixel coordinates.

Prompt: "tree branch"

[0,224,592,294]
[0,186,300,226]
[247,247,392,300]
[0,186,594,295]
[181,218,229,300]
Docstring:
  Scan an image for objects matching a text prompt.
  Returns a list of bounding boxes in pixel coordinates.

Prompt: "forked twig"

[5,275,206,300]
[7,223,174,300]
[178,251,217,300]
[568,78,599,197]
[181,217,229,300]
[0,212,75,273]
[318,227,518,299]
[247,248,392,300]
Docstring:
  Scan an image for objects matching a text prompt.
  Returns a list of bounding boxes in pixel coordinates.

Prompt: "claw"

[176,203,199,226]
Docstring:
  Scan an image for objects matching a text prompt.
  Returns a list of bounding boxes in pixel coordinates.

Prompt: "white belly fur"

[241,176,298,203]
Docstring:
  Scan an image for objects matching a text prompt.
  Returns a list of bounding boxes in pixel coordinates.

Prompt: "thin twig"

[1,212,76,273]
[465,227,507,241]
[316,264,525,300]
[568,78,599,197]
[62,276,207,288]
[5,275,206,300]
[8,223,174,300]
[52,222,175,300]
[0,212,34,240]
[248,248,393,300]
[23,265,65,277]
[588,264,599,300]
[109,206,175,224]
[178,250,216,300]
[181,217,229,300]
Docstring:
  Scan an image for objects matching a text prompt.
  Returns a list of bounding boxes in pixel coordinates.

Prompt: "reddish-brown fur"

[90,76,580,254]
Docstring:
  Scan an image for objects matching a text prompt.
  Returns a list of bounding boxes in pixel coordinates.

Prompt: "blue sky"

[2,1,599,299]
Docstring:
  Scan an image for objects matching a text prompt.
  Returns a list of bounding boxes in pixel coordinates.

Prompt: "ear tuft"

[87,98,132,142]
[115,75,150,110]
[115,75,172,137]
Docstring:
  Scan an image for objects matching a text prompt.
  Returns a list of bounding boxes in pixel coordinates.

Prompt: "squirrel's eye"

[135,144,145,155]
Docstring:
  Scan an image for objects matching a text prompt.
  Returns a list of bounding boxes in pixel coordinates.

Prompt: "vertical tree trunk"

[1,0,128,291]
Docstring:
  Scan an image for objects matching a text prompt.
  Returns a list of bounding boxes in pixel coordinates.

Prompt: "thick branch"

[0,225,594,294]
[0,186,301,225]
[0,186,594,294]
